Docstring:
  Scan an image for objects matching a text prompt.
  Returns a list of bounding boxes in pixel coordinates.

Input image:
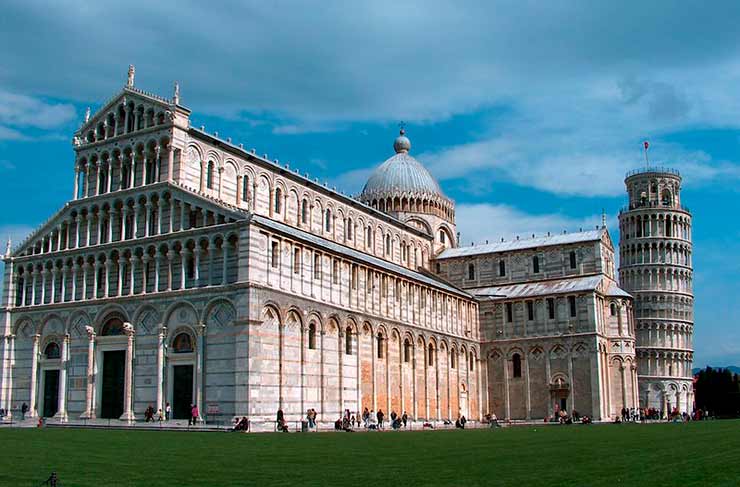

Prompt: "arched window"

[532,255,540,273]
[469,352,475,371]
[100,317,124,336]
[325,209,332,232]
[428,344,435,366]
[512,353,522,378]
[385,234,391,256]
[172,332,194,353]
[308,323,317,350]
[499,260,506,277]
[242,175,250,202]
[346,218,353,240]
[206,161,214,189]
[439,230,446,244]
[569,251,577,269]
[345,327,352,355]
[274,188,282,214]
[403,339,411,363]
[610,303,617,316]
[44,342,60,359]
[468,263,475,280]
[451,351,456,369]
[662,190,672,207]
[301,199,308,224]
[376,333,384,359]
[365,226,372,249]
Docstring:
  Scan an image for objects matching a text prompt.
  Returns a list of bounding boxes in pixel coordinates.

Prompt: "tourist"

[390,410,397,424]
[157,409,164,422]
[233,416,249,432]
[356,413,361,428]
[377,409,384,429]
[402,411,408,428]
[190,404,199,426]
[165,402,171,421]
[145,404,154,422]
[21,402,28,421]
[368,409,377,430]
[363,408,370,427]
[306,409,312,428]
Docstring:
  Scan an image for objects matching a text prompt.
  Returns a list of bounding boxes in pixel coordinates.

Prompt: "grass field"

[1,421,739,486]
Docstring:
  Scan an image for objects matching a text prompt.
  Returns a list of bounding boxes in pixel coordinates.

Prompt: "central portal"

[100,350,125,419]
[42,370,60,418]
[172,365,194,419]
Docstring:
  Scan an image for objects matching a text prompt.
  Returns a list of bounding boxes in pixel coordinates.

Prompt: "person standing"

[165,402,171,421]
[402,411,408,429]
[21,402,28,421]
[377,409,384,429]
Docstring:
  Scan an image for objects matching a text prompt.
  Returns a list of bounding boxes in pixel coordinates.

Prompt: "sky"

[0,0,738,367]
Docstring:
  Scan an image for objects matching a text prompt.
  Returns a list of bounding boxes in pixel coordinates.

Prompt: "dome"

[360,130,444,201]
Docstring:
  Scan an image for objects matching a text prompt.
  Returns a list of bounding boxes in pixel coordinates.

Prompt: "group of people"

[233,416,250,431]
[139,402,172,423]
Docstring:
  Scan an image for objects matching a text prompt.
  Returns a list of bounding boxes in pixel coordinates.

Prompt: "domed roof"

[360,129,444,201]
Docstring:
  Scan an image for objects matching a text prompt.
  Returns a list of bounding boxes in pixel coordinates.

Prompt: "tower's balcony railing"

[625,167,681,178]
[619,201,690,213]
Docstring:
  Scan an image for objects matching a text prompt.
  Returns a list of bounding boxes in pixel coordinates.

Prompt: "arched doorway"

[40,342,61,418]
[98,316,126,419]
[169,331,195,420]
[459,383,469,419]
[550,375,570,414]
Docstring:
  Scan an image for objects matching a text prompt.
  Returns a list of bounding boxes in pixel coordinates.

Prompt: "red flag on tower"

[643,140,650,165]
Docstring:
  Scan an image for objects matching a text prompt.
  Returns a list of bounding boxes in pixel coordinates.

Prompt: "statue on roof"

[173,81,180,104]
[127,64,135,87]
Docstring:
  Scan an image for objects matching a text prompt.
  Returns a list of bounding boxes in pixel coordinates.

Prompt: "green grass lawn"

[1,421,739,486]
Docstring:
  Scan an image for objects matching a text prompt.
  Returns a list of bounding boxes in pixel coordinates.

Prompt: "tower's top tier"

[624,167,683,210]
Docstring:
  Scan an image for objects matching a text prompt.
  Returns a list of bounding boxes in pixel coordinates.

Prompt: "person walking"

[402,411,408,428]
[21,402,28,421]
[377,409,384,430]
[165,402,171,421]
[190,404,199,426]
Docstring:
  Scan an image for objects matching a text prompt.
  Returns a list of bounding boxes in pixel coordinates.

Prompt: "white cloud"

[0,90,76,129]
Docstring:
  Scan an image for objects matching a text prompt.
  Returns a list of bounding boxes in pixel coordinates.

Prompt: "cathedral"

[0,68,693,426]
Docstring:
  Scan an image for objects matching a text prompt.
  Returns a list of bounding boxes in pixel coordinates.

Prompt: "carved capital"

[122,322,135,337]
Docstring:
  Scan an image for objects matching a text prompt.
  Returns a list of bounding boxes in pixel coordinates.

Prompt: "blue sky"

[1,1,738,367]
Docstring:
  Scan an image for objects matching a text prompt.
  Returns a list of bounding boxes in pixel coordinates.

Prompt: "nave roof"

[469,274,631,300]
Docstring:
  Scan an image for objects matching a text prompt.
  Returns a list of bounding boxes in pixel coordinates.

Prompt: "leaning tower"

[618,167,694,415]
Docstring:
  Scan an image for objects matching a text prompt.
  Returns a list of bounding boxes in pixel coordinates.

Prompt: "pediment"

[74,87,178,143]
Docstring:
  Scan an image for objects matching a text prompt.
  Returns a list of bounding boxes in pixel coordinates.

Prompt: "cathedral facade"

[0,69,666,426]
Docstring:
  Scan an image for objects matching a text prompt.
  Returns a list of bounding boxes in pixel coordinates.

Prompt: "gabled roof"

[75,85,188,137]
[437,228,608,259]
[249,213,473,299]
[470,274,631,300]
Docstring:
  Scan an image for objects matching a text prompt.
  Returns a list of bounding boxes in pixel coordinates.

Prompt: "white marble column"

[54,334,70,422]
[156,326,166,415]
[28,334,40,418]
[81,326,96,419]
[73,166,80,200]
[120,323,135,422]
[167,144,174,183]
[195,323,205,422]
